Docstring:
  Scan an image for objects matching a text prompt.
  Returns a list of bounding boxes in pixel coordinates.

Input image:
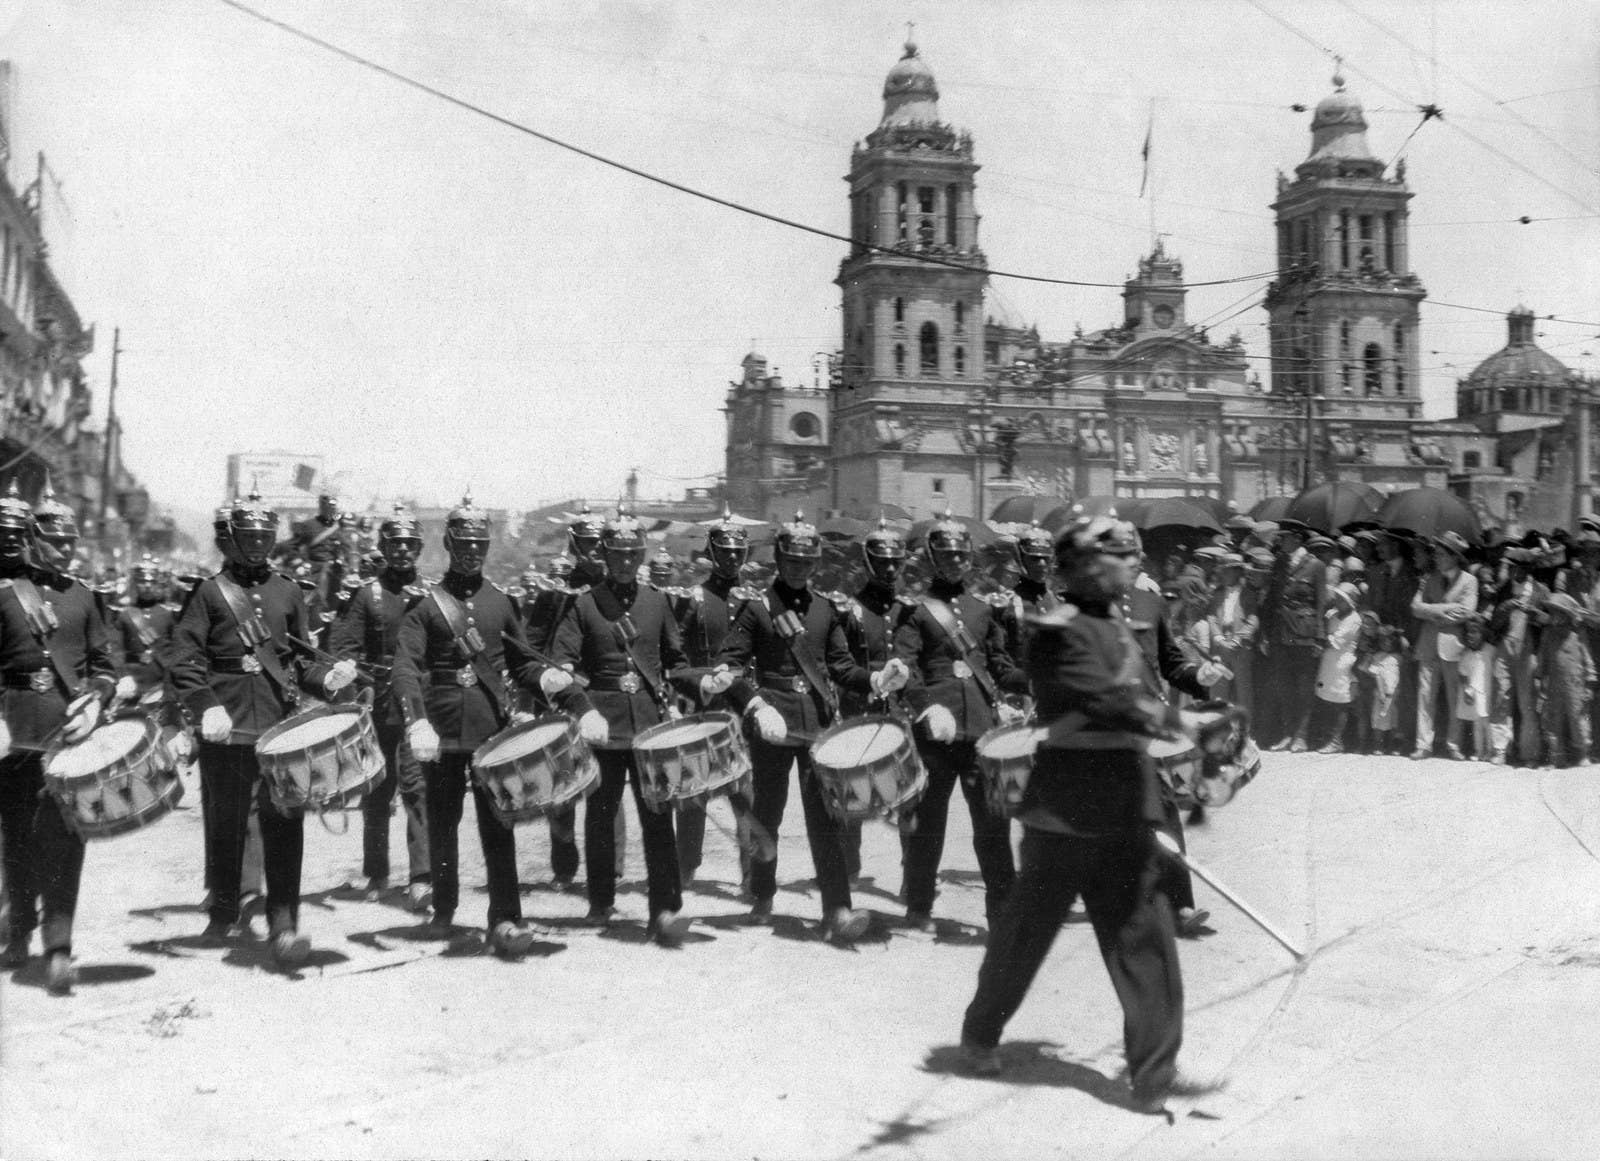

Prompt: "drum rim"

[472,713,579,768]
[631,709,740,751]
[256,701,372,756]
[43,714,159,786]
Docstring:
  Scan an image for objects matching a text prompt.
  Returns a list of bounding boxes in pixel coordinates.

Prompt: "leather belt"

[2,669,55,692]
[430,667,481,688]
[758,673,810,695]
[212,656,266,675]
[588,673,645,693]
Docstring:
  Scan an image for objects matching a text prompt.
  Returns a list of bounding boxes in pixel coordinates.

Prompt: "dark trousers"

[1267,645,1319,743]
[548,805,581,880]
[584,749,681,920]
[1156,797,1195,913]
[0,752,86,952]
[423,752,522,928]
[363,722,430,884]
[902,738,1015,923]
[747,737,853,917]
[198,742,304,931]
[962,828,1184,1097]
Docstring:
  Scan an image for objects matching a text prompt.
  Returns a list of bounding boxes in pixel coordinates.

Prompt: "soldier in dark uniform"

[280,492,349,610]
[110,555,180,692]
[959,516,1217,1111]
[712,512,870,945]
[329,505,432,912]
[389,493,546,958]
[169,489,357,965]
[0,481,124,992]
[893,513,1029,932]
[833,518,915,880]
[546,508,708,945]
[673,508,758,886]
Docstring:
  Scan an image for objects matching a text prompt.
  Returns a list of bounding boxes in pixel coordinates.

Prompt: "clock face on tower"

[1152,304,1175,329]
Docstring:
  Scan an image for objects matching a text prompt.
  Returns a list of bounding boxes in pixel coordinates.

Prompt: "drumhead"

[46,718,148,778]
[259,709,363,754]
[977,726,1041,760]
[635,717,725,750]
[479,720,570,764]
[814,720,905,767]
[1148,736,1194,759]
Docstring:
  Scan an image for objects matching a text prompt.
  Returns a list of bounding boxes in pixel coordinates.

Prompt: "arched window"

[920,322,939,375]
[894,344,906,377]
[954,346,966,377]
[1363,342,1383,395]
[1393,324,1406,394]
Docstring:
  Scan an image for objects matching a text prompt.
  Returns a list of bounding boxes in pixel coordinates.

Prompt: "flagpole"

[1147,99,1157,250]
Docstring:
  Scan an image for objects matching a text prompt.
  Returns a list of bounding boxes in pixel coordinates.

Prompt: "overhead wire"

[214,0,1278,292]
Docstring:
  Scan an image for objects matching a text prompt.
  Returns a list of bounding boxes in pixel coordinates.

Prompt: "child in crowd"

[1313,582,1363,753]
[1365,623,1407,755]
[1455,615,1493,761]
[1537,592,1594,768]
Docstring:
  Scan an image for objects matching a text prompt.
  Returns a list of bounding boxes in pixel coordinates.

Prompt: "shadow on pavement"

[8,961,156,990]
[922,1040,1132,1108]
[127,902,207,921]
[596,919,716,947]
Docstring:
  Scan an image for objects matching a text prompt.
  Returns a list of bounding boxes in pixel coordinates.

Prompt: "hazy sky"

[5,0,1597,515]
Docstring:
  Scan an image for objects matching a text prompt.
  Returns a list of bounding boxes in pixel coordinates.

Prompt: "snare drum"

[43,714,184,840]
[809,715,926,823]
[256,701,385,813]
[472,715,599,826]
[975,723,1042,817]
[631,711,750,812]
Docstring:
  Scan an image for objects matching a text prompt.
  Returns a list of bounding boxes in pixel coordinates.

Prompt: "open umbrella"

[1132,497,1223,533]
[1046,495,1150,528]
[1249,495,1294,523]
[989,495,1065,525]
[817,515,874,541]
[1286,482,1384,533]
[1377,487,1482,542]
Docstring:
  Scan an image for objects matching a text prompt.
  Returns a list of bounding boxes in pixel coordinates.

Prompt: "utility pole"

[1301,387,1317,492]
[1574,377,1593,526]
[98,327,120,539]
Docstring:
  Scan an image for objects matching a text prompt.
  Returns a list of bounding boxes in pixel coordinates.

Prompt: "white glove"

[920,704,958,743]
[749,698,787,744]
[62,699,102,744]
[539,667,575,697]
[407,719,441,763]
[323,659,359,694]
[1194,661,1233,688]
[201,706,234,744]
[577,708,609,746]
[113,675,138,704]
[699,665,736,700]
[166,729,195,763]
[511,710,536,726]
[870,658,910,698]
[0,717,11,760]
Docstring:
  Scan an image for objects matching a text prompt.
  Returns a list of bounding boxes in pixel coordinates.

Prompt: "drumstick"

[500,632,591,689]
[1152,830,1305,960]
[286,635,378,680]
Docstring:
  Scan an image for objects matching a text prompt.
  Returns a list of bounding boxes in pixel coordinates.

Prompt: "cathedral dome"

[881,41,940,126]
[1463,307,1570,388]
[1300,68,1380,173]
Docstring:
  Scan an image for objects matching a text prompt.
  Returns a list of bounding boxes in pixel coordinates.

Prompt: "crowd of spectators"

[1152,513,1600,769]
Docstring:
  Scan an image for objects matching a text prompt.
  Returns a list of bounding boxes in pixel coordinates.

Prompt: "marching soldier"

[389,493,546,957]
[959,515,1215,1112]
[279,492,350,611]
[673,508,759,886]
[329,505,432,912]
[0,481,125,992]
[169,489,358,965]
[110,555,180,692]
[647,547,676,591]
[833,518,915,880]
[546,508,705,945]
[712,512,871,945]
[893,512,1030,933]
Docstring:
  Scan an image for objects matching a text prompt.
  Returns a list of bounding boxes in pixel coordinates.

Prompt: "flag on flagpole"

[1139,111,1153,198]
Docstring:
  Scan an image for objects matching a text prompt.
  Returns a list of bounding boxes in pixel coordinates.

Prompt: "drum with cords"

[472,714,600,826]
[256,699,385,813]
[975,722,1043,818]
[809,714,927,823]
[43,714,185,840]
[631,711,751,813]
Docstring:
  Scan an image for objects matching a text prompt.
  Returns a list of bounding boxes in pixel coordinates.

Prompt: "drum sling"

[765,590,839,722]
[428,585,507,721]
[7,577,82,697]
[212,574,298,705]
[919,596,999,709]
[589,584,674,718]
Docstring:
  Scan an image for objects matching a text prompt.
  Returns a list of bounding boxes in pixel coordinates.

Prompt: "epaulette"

[160,601,181,613]
[507,586,526,600]
[402,583,429,598]
[824,589,852,609]
[1026,604,1079,629]
[731,584,763,602]
[340,575,361,591]
[0,578,15,590]
[689,584,705,604]
[982,591,1014,609]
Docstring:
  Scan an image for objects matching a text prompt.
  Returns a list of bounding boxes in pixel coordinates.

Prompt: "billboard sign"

[225,452,326,509]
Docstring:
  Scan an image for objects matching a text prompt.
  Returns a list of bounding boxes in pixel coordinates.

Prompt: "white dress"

[1315,610,1362,704]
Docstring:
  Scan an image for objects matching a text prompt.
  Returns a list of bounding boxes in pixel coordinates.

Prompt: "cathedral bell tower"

[1265,68,1425,412]
[830,40,989,515]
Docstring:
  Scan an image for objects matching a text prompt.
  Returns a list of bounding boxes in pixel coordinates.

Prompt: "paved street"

[5,749,1600,1160]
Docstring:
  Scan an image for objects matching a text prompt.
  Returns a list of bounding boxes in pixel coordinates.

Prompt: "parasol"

[1377,487,1482,542]
[1285,482,1384,533]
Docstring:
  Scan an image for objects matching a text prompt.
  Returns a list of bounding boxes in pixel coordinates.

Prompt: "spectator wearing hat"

[1224,514,1257,553]
[1263,520,1326,750]
[1410,532,1479,760]
[1206,553,1257,715]
[1537,591,1594,768]
[1486,548,1546,766]
[1312,583,1364,752]
[1306,534,1343,596]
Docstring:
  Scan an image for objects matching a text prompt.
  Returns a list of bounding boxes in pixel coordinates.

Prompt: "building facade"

[722,46,1535,524]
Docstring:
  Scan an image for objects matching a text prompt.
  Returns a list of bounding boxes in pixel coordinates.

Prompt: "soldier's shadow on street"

[595,919,716,948]
[936,869,986,888]
[921,1041,1132,1108]
[127,902,207,921]
[8,961,156,990]
[347,922,567,959]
